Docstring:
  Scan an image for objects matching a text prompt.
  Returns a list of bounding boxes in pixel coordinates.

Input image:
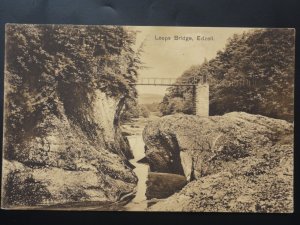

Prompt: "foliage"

[160,97,187,115]
[139,105,150,118]
[5,24,141,160]
[120,100,150,122]
[160,29,295,121]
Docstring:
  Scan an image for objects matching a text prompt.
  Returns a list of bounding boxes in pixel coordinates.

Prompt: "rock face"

[146,172,187,200]
[143,112,293,212]
[2,90,137,208]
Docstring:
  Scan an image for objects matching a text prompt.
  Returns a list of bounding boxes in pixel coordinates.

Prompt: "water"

[124,135,149,211]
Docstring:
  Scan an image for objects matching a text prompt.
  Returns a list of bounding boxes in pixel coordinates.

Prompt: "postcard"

[1,24,294,212]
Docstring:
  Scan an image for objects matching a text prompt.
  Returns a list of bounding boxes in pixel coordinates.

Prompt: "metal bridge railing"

[130,75,208,86]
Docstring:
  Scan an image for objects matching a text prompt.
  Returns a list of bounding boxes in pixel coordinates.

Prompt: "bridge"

[131,75,207,86]
[130,75,209,117]
[133,77,197,86]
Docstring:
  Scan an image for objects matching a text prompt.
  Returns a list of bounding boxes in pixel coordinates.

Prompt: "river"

[122,115,159,211]
[123,135,149,210]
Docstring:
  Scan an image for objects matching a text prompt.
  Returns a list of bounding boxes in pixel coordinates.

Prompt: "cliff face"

[143,112,293,212]
[2,89,137,208]
[2,24,142,208]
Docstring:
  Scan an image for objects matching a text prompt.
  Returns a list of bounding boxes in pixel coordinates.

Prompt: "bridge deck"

[129,77,202,86]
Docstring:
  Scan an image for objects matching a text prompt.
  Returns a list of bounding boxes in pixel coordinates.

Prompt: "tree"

[120,100,150,122]
[5,24,141,160]
[160,29,295,121]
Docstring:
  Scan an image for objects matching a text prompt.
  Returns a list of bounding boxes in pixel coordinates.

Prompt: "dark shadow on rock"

[137,157,148,164]
[146,172,187,200]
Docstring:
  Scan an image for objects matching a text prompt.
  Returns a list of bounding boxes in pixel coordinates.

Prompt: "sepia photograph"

[1,24,294,212]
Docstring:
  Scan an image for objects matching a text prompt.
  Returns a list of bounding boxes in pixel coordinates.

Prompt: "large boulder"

[2,160,136,208]
[143,112,293,212]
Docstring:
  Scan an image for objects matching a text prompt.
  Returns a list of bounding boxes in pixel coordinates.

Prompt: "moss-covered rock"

[144,112,293,212]
[2,90,138,208]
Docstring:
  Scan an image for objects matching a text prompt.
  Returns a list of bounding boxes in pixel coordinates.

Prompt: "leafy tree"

[5,24,141,160]
[160,29,295,121]
[139,105,150,118]
[120,100,150,122]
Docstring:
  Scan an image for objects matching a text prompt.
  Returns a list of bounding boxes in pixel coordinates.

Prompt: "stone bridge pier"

[195,77,209,117]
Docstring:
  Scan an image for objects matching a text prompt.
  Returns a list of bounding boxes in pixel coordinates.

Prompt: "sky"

[126,26,251,102]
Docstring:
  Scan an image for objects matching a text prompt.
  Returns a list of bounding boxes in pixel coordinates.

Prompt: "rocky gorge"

[142,112,293,212]
[2,25,294,212]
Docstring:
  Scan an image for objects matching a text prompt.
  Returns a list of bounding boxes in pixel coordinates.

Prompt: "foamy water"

[124,135,149,211]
